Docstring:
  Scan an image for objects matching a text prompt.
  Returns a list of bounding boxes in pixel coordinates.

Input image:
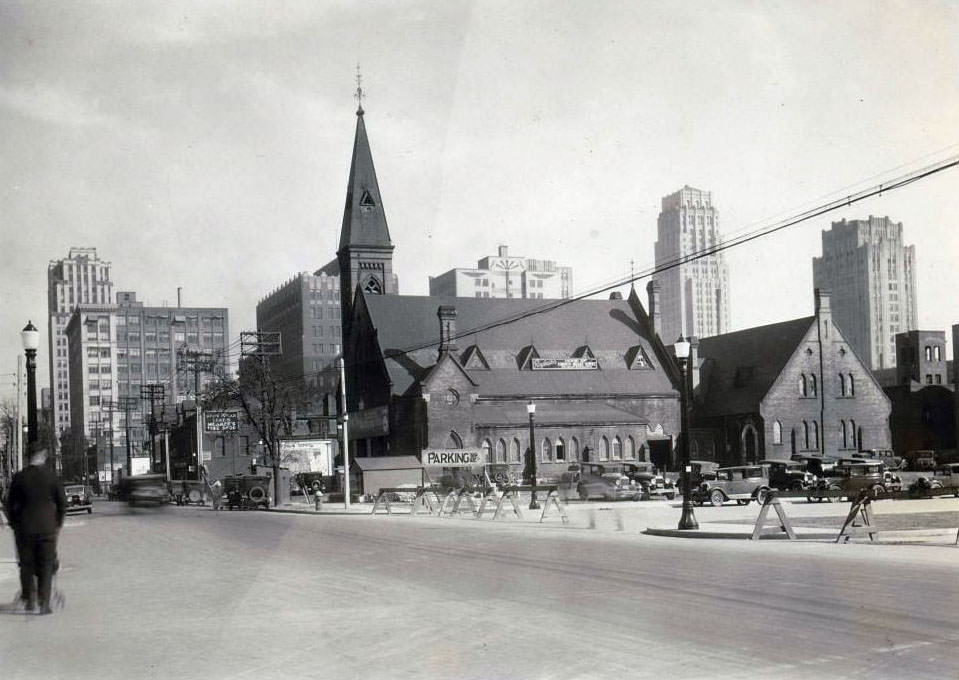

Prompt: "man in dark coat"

[3,446,66,614]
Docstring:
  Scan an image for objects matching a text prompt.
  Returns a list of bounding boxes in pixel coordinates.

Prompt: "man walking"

[3,446,66,614]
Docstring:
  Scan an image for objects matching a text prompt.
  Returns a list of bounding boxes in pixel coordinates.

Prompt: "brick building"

[343,286,683,478]
[688,289,892,465]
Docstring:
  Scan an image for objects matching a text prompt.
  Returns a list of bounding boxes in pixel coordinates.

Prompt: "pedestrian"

[2,446,66,615]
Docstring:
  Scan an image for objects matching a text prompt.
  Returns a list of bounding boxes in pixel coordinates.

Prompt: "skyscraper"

[652,186,730,343]
[47,247,114,447]
[812,216,918,370]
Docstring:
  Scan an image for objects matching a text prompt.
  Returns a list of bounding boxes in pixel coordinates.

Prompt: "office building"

[428,245,573,299]
[652,186,730,343]
[812,215,918,369]
[47,247,114,446]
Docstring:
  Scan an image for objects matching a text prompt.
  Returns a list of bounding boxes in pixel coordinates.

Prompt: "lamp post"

[527,401,539,510]
[674,335,698,530]
[21,321,40,465]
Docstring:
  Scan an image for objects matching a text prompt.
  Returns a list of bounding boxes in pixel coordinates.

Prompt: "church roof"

[694,316,814,417]
[358,293,677,399]
[338,109,393,253]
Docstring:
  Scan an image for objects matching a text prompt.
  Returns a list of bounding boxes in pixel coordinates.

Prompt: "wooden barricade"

[437,488,478,518]
[409,488,440,516]
[539,489,569,524]
[751,491,796,540]
[836,492,879,543]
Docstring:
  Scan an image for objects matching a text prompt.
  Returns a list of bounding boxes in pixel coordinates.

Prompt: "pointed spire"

[354,63,365,116]
[338,69,392,253]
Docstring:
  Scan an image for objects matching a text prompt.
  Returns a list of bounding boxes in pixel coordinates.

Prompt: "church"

[329,93,685,481]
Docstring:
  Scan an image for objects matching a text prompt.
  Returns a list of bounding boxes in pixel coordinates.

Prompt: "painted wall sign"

[531,357,598,370]
[204,411,239,432]
[423,449,483,467]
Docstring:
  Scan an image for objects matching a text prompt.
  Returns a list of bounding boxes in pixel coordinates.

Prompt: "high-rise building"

[47,248,114,448]
[652,186,730,343]
[428,245,573,299]
[65,292,229,480]
[256,271,342,417]
[812,216,917,369]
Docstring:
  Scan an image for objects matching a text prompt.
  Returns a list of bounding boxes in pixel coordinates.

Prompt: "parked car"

[561,463,642,501]
[762,459,817,492]
[63,484,93,514]
[932,463,959,497]
[222,474,272,510]
[904,450,937,471]
[692,465,772,507]
[621,462,676,500]
[806,459,886,502]
[852,448,904,470]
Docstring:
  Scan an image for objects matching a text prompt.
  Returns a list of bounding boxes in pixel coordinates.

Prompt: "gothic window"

[600,436,610,461]
[810,374,818,397]
[569,437,580,461]
[555,438,566,462]
[510,438,522,463]
[444,431,463,449]
[840,420,848,448]
[813,421,819,448]
[925,346,932,361]
[848,374,855,396]
[362,277,382,294]
[612,437,622,460]
[496,439,507,463]
[839,373,846,396]
[772,421,782,445]
[541,438,553,462]
[802,421,810,449]
[481,439,492,463]
[799,374,807,397]
[626,436,636,459]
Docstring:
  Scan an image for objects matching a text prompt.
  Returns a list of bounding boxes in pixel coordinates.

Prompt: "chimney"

[437,305,457,355]
[814,288,832,337]
[646,280,662,338]
[498,245,509,258]
[177,287,182,308]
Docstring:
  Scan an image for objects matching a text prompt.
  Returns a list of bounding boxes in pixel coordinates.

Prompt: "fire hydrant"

[314,490,323,511]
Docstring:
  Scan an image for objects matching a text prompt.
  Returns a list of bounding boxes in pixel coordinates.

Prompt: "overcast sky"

[2,0,959,397]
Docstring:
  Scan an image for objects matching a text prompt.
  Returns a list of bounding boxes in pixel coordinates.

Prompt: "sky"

[2,0,959,399]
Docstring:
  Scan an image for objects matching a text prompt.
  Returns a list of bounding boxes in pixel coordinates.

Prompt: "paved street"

[3,498,959,680]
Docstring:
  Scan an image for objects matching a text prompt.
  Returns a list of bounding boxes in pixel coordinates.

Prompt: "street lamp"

[21,320,40,465]
[527,401,539,510]
[674,335,698,530]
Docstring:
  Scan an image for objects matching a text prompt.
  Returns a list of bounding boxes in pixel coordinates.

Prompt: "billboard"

[280,439,334,476]
[423,449,483,467]
[204,411,239,432]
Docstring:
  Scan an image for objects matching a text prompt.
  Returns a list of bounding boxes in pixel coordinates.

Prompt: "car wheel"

[709,489,725,507]
[871,484,885,497]
[806,495,815,503]
[827,485,842,502]
[791,482,805,492]
[665,493,675,501]
[736,499,750,506]
[755,488,769,506]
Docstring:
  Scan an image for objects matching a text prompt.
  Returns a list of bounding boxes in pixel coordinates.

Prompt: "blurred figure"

[3,446,66,614]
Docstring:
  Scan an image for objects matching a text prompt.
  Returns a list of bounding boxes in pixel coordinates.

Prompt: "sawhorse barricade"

[437,488,480,518]
[371,487,441,515]
[836,491,879,543]
[751,490,796,540]
[491,485,568,523]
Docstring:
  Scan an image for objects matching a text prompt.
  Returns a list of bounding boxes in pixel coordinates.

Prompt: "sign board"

[280,439,334,476]
[205,411,239,432]
[531,357,598,370]
[423,449,483,467]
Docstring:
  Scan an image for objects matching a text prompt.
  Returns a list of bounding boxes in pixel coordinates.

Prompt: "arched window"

[481,439,492,462]
[813,421,819,448]
[690,440,700,457]
[612,436,622,460]
[600,437,610,461]
[541,438,552,462]
[802,421,810,449]
[799,374,807,397]
[639,444,648,462]
[510,438,522,463]
[496,439,507,463]
[839,373,846,396]
[840,420,847,448]
[848,374,855,396]
[555,438,566,461]
[444,431,463,449]
[850,420,857,450]
[810,374,818,397]
[935,346,942,361]
[772,421,782,445]
[925,346,932,361]
[569,437,579,461]
[626,436,636,459]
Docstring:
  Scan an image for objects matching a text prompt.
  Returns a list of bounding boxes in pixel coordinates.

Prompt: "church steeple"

[337,68,398,332]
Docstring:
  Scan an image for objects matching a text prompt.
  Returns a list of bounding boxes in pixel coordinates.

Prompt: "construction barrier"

[750,490,796,540]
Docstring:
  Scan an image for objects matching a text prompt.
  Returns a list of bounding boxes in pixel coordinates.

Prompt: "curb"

[643,527,837,540]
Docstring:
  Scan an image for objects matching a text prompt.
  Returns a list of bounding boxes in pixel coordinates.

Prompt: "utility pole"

[240,331,282,499]
[178,349,216,480]
[140,384,165,473]
[116,396,139,476]
[338,355,351,510]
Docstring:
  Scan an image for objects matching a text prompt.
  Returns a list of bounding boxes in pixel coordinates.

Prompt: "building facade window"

[612,436,622,460]
[481,439,492,463]
[555,438,566,462]
[839,373,846,396]
[510,438,521,463]
[541,438,552,462]
[799,374,807,397]
[569,437,579,461]
[600,436,610,461]
[772,421,782,445]
[496,439,507,463]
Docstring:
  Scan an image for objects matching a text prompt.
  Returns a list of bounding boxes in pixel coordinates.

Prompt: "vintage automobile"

[904,450,937,471]
[761,459,817,492]
[114,474,171,507]
[931,463,959,497]
[63,484,94,514]
[621,462,677,500]
[692,465,772,507]
[222,474,272,510]
[806,459,886,502]
[852,448,904,470]
[561,463,642,502]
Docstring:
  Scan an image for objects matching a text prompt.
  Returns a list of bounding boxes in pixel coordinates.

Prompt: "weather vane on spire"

[354,63,365,115]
